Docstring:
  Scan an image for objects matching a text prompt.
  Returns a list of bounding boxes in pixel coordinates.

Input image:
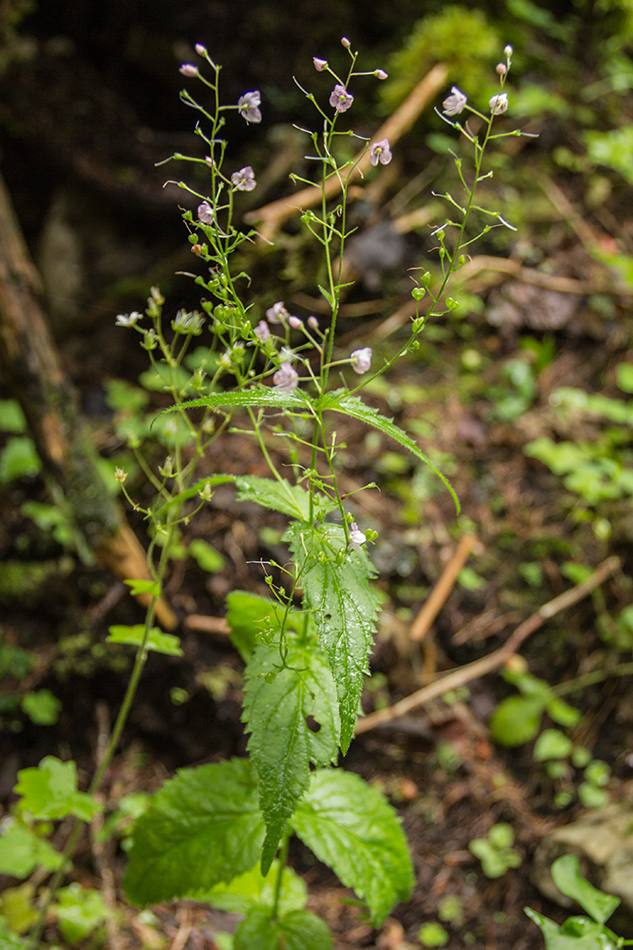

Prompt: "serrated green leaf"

[107,624,182,656]
[234,908,332,950]
[196,859,307,916]
[123,758,264,905]
[0,823,63,878]
[243,637,340,874]
[160,387,314,418]
[13,757,101,822]
[317,284,334,307]
[124,579,162,598]
[551,855,620,924]
[489,695,545,747]
[292,769,414,927]
[235,476,312,521]
[287,522,379,752]
[320,391,460,513]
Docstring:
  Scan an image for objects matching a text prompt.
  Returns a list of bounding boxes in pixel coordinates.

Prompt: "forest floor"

[2,4,633,949]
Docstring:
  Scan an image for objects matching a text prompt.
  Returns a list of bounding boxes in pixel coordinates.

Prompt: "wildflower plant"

[11,38,528,950]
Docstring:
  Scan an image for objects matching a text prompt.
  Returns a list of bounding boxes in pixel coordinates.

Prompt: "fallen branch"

[356,555,621,734]
[411,533,480,641]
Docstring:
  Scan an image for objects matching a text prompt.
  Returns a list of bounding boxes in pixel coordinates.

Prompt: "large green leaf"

[234,908,332,950]
[320,390,460,513]
[292,769,414,927]
[0,823,63,878]
[196,859,307,917]
[287,522,379,751]
[123,758,264,905]
[243,636,340,874]
[226,590,294,660]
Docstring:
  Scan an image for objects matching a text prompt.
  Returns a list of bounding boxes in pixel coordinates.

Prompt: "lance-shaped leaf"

[292,769,414,927]
[321,389,460,513]
[243,635,340,875]
[287,522,379,751]
[123,758,264,905]
[159,387,314,417]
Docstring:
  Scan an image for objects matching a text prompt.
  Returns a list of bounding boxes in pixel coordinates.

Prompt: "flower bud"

[374,69,388,80]
[179,63,198,77]
[313,57,328,71]
[496,63,507,76]
[195,43,207,57]
[288,315,303,330]
[341,36,351,48]
[307,315,319,331]
[504,44,513,57]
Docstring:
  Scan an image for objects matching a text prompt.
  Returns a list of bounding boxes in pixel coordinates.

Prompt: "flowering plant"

[14,37,526,950]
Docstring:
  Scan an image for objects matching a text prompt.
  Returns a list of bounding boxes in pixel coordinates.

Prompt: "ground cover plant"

[2,5,633,949]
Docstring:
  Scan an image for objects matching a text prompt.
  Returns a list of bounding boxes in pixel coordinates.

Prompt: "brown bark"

[0,170,176,630]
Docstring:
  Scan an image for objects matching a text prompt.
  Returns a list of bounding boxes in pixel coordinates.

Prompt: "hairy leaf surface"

[234,908,332,950]
[292,769,414,926]
[123,758,264,905]
[162,388,314,415]
[287,522,379,751]
[235,475,313,521]
[243,636,340,874]
[321,390,460,512]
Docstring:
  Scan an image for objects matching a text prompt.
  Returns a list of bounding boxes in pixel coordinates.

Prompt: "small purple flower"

[231,165,257,191]
[254,320,270,343]
[273,362,299,392]
[348,522,367,551]
[351,346,372,374]
[313,57,328,72]
[329,84,354,113]
[266,301,289,324]
[197,201,214,225]
[179,63,198,77]
[489,92,508,115]
[237,90,262,124]
[442,86,467,116]
[374,69,388,80]
[288,315,303,330]
[369,138,392,166]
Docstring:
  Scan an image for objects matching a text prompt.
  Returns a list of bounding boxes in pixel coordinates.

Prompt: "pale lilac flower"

[348,522,367,551]
[489,92,508,115]
[351,346,372,374]
[254,320,271,344]
[307,315,319,331]
[442,86,467,116]
[266,301,289,324]
[179,63,198,77]
[313,57,328,72]
[273,362,299,391]
[237,90,262,124]
[374,69,388,80]
[195,43,207,56]
[369,138,392,166]
[115,311,142,327]
[329,84,354,113]
[288,315,303,330]
[231,165,257,191]
[198,201,214,225]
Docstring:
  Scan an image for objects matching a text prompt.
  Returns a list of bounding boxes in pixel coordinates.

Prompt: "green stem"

[271,833,290,920]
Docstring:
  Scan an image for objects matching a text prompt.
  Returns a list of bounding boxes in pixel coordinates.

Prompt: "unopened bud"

[179,63,198,77]
[313,57,328,72]
[341,36,351,48]
[374,69,388,80]
[288,315,303,330]
[504,44,513,57]
[496,63,507,76]
[195,43,207,57]
[307,315,319,331]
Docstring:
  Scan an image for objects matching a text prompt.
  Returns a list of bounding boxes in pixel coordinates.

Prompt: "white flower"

[369,138,392,166]
[348,522,367,551]
[273,362,299,392]
[237,90,262,124]
[350,347,372,374]
[115,311,142,327]
[231,166,257,191]
[489,92,508,115]
[442,87,467,116]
